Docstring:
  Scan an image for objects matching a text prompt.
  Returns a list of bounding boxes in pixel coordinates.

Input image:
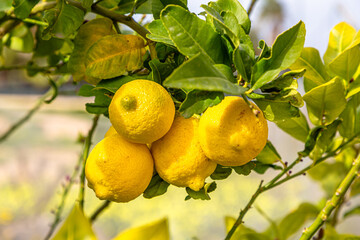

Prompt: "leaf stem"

[78,115,100,210]
[299,154,360,240]
[90,200,111,222]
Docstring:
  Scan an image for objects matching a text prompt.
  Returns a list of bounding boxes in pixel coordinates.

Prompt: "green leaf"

[225,216,271,240]
[95,75,136,93]
[253,161,282,174]
[68,18,116,84]
[347,72,360,98]
[42,0,85,40]
[308,161,347,197]
[163,53,247,95]
[152,0,187,19]
[213,64,235,82]
[2,24,34,52]
[277,203,319,240]
[78,85,111,116]
[161,5,224,63]
[290,47,329,91]
[147,20,174,46]
[233,44,254,82]
[255,141,281,164]
[339,92,360,138]
[324,224,360,240]
[52,203,96,240]
[0,0,12,11]
[232,161,256,176]
[210,165,232,180]
[85,34,146,79]
[253,99,300,122]
[149,59,175,84]
[260,69,305,93]
[276,111,310,142]
[251,21,306,90]
[257,39,271,61]
[143,174,170,199]
[309,120,342,161]
[13,0,40,19]
[185,182,217,200]
[179,90,224,118]
[329,44,360,81]
[211,0,250,34]
[113,218,170,240]
[299,126,323,157]
[324,22,357,66]
[303,77,346,125]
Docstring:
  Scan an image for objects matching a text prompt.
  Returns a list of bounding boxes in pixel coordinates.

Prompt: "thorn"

[289,170,292,174]
[299,158,303,162]
[284,162,288,166]
[303,173,306,176]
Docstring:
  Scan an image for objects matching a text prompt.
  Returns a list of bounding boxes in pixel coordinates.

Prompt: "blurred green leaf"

[277,203,319,240]
[161,5,224,63]
[347,73,360,98]
[42,0,85,40]
[152,0,187,19]
[113,218,170,240]
[85,34,146,79]
[323,22,357,66]
[147,20,174,46]
[253,99,300,122]
[232,161,256,176]
[163,53,247,95]
[350,179,360,197]
[68,18,116,84]
[253,161,282,174]
[290,47,329,91]
[149,59,175,84]
[276,111,310,142]
[211,0,250,34]
[339,92,360,138]
[303,77,346,125]
[3,24,34,52]
[13,0,39,19]
[185,182,216,200]
[210,165,232,180]
[256,141,281,164]
[52,203,96,240]
[225,216,271,240]
[329,44,360,81]
[308,161,347,197]
[0,0,12,11]
[251,21,305,90]
[143,174,170,199]
[179,90,224,118]
[324,224,360,240]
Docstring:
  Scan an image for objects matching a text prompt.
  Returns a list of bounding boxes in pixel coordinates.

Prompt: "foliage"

[0,0,360,239]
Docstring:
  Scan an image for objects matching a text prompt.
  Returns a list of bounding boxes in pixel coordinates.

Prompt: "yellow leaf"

[68,18,116,84]
[112,218,169,240]
[85,34,146,79]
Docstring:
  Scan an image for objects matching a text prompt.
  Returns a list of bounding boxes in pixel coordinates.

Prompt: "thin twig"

[78,115,100,210]
[90,200,111,222]
[299,154,360,240]
[247,0,259,17]
[0,75,71,143]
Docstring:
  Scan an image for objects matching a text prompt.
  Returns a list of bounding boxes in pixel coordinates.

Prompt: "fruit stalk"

[78,115,100,210]
[299,154,360,240]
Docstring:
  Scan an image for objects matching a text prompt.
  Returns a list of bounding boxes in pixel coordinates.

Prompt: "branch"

[78,115,100,210]
[0,75,71,143]
[90,200,111,222]
[299,154,360,240]
[247,0,260,17]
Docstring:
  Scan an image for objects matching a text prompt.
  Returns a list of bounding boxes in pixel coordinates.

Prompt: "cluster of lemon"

[85,80,268,202]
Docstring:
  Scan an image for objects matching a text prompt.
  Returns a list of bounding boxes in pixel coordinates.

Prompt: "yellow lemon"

[109,80,175,144]
[198,96,268,166]
[151,116,217,191]
[85,135,154,202]
[104,125,117,137]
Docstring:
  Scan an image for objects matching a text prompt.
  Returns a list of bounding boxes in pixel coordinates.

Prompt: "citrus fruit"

[109,80,175,144]
[151,116,217,191]
[104,125,117,137]
[85,134,154,202]
[198,96,268,166]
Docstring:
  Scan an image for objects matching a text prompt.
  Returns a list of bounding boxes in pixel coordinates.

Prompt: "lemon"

[198,96,268,166]
[151,116,217,191]
[85,135,154,202]
[109,80,175,144]
[104,125,117,137]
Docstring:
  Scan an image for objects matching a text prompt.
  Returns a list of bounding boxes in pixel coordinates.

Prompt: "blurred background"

[0,0,359,239]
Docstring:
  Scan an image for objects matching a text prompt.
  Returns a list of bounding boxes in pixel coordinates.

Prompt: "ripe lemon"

[198,96,268,166]
[85,135,154,202]
[104,125,117,137]
[109,80,175,144]
[151,116,217,191]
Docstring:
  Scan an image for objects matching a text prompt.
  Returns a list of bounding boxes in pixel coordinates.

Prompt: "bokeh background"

[0,0,360,239]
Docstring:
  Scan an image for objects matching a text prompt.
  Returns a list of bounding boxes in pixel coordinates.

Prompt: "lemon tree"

[1,0,360,240]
